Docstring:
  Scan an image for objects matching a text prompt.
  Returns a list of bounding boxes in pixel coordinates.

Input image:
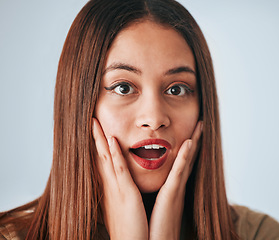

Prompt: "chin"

[138,185,161,193]
[133,175,167,193]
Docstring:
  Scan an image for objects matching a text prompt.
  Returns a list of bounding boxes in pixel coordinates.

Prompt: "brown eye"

[166,84,191,96]
[114,83,134,95]
[169,86,181,95]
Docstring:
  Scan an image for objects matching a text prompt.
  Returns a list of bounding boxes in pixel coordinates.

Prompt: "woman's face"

[95,21,200,193]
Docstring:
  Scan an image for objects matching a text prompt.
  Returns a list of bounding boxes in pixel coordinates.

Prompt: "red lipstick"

[130,139,171,170]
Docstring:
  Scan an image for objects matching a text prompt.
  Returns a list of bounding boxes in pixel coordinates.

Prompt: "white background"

[0,0,278,221]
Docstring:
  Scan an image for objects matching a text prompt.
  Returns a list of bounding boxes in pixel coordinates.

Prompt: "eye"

[105,82,135,95]
[165,84,193,96]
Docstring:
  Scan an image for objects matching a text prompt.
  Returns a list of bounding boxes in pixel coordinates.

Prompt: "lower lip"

[130,151,169,170]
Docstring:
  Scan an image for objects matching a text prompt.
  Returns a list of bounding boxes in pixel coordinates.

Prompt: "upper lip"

[130,139,171,150]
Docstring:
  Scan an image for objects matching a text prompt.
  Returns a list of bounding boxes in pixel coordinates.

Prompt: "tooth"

[142,144,166,149]
[152,144,160,149]
[144,145,152,149]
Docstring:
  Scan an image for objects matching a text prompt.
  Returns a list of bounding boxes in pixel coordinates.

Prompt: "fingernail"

[188,140,192,150]
[108,136,113,148]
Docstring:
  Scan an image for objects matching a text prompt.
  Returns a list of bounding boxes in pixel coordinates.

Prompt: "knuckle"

[173,167,184,179]
[110,147,117,158]
[115,165,125,175]
[101,153,110,162]
[111,146,122,159]
[181,151,189,160]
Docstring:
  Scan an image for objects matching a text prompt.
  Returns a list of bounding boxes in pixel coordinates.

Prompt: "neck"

[141,191,194,239]
[141,191,158,222]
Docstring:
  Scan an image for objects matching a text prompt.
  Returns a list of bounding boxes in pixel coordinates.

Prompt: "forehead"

[105,20,196,73]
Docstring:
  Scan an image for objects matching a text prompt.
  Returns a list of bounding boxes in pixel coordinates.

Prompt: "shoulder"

[0,205,36,240]
[231,205,279,240]
[0,224,10,240]
[0,223,28,240]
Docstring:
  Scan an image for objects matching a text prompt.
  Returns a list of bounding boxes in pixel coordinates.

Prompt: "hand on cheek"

[93,118,202,240]
[149,121,203,240]
[92,118,148,240]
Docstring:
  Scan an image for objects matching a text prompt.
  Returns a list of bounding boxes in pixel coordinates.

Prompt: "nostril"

[141,123,165,129]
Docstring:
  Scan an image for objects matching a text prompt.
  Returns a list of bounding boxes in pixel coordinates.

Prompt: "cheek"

[95,102,131,139]
[174,106,199,141]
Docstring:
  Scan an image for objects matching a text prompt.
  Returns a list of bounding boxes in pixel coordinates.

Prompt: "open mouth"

[130,144,167,160]
[130,139,171,170]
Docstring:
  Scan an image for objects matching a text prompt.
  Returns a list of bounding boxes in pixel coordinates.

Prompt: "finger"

[165,139,192,189]
[92,118,116,184]
[164,121,203,191]
[108,137,135,188]
[187,120,203,166]
[191,120,203,145]
[170,121,203,178]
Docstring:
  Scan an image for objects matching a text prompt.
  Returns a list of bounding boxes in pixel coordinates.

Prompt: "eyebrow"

[165,66,196,76]
[103,63,196,76]
[103,63,142,75]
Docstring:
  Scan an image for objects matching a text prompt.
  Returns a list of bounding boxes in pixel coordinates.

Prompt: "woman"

[0,0,278,239]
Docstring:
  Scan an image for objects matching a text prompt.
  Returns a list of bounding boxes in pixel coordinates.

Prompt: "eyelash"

[104,81,193,96]
[165,84,194,96]
[104,81,136,96]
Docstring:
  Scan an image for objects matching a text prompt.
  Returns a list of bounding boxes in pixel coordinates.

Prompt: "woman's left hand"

[149,121,203,240]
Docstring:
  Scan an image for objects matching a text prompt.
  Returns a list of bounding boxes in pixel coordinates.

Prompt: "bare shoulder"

[231,205,279,240]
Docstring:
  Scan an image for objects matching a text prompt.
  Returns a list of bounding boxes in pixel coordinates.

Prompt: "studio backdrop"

[0,0,278,221]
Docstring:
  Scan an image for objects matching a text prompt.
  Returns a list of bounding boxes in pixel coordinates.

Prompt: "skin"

[93,20,202,240]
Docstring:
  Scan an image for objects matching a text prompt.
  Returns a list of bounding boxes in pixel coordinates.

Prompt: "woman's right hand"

[92,118,148,240]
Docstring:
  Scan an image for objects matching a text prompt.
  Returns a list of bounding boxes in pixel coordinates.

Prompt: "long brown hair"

[0,0,239,239]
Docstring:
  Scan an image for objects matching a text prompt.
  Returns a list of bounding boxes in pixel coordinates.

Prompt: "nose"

[135,93,170,131]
